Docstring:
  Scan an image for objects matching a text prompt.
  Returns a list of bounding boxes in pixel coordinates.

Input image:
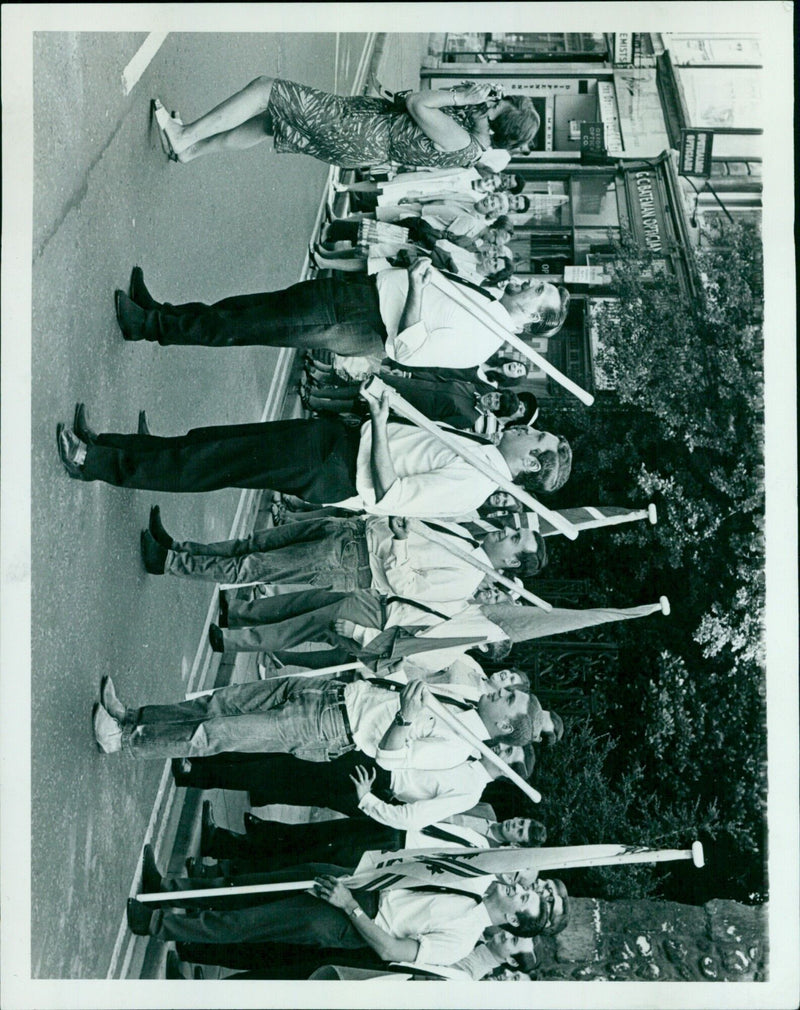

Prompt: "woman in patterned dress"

[152,77,540,168]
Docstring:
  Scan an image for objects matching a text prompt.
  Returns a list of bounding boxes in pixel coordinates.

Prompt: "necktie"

[417,518,481,550]
[420,823,475,846]
[388,414,495,446]
[438,269,499,303]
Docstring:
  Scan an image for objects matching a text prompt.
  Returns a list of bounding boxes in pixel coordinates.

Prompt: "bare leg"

[161,76,275,159]
[178,115,273,163]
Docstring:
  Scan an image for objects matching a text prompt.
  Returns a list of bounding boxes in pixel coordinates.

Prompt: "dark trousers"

[178,940,385,976]
[137,275,387,355]
[206,817,402,873]
[221,587,385,653]
[81,417,361,498]
[174,750,390,813]
[154,862,380,946]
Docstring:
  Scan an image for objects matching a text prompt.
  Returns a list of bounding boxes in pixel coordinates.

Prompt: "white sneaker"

[92,703,122,753]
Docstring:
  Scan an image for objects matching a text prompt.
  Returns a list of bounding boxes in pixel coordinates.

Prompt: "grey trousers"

[122,677,355,762]
[166,516,373,590]
[220,588,386,654]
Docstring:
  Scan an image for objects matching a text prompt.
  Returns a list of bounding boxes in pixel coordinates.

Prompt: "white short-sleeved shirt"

[373,267,513,368]
[365,517,490,613]
[375,882,493,966]
[333,421,512,518]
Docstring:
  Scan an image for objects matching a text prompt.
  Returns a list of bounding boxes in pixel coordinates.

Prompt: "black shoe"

[148,505,175,549]
[217,591,229,628]
[165,950,190,980]
[73,402,97,443]
[141,529,168,574]
[208,623,224,653]
[141,844,163,895]
[115,290,146,340]
[185,856,221,877]
[138,409,151,436]
[243,811,265,833]
[56,423,86,480]
[200,800,217,856]
[171,757,192,785]
[129,266,159,310]
[127,897,156,936]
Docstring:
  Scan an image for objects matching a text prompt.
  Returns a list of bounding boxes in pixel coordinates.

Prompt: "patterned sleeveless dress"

[267,78,487,169]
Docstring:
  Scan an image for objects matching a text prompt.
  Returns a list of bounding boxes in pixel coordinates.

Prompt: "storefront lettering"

[634,172,663,252]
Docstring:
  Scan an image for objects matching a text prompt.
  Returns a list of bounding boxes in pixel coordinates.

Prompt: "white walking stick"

[406,518,552,612]
[428,271,595,407]
[362,376,579,540]
[136,842,704,903]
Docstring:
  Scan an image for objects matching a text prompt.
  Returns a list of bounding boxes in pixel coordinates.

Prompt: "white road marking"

[121,32,168,95]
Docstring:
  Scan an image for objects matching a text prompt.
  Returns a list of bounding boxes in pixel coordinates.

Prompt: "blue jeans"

[166,517,372,590]
[123,678,355,762]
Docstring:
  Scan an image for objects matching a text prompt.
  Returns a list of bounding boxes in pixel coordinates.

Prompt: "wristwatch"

[394,712,412,727]
[349,904,366,920]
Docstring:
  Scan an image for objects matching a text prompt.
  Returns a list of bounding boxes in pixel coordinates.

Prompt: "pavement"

[29,30,431,980]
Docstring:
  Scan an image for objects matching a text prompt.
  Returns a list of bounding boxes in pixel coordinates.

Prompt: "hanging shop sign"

[614,33,634,66]
[564,265,611,285]
[430,77,582,95]
[627,170,668,253]
[597,81,624,155]
[678,128,715,177]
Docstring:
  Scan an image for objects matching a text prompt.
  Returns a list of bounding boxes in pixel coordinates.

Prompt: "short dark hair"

[541,878,570,935]
[495,710,534,747]
[503,172,526,195]
[491,96,540,150]
[519,435,572,494]
[509,743,536,780]
[501,666,531,691]
[491,214,514,235]
[526,285,570,339]
[514,194,531,213]
[515,391,539,425]
[524,818,547,846]
[511,950,537,974]
[541,710,564,746]
[482,254,515,287]
[497,390,521,417]
[507,903,548,937]
[516,530,548,579]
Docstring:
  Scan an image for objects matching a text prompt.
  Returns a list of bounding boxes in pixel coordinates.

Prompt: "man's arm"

[313,875,420,962]
[363,386,397,503]
[398,257,433,333]
[376,681,433,753]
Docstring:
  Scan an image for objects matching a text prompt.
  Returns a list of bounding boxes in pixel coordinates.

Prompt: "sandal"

[151,98,180,162]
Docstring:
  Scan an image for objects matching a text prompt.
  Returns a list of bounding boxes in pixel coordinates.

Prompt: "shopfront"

[498,154,697,402]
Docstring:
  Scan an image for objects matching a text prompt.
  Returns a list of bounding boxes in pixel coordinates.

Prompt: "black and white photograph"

[1,4,797,1008]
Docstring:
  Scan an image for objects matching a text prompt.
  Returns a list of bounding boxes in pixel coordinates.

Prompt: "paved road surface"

[31,31,368,979]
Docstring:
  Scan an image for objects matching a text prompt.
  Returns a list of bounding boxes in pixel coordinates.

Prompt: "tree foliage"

[528,220,766,904]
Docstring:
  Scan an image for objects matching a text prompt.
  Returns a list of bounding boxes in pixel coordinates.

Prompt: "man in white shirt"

[126,858,545,970]
[93,672,541,769]
[140,507,546,604]
[113,254,568,366]
[60,382,573,509]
